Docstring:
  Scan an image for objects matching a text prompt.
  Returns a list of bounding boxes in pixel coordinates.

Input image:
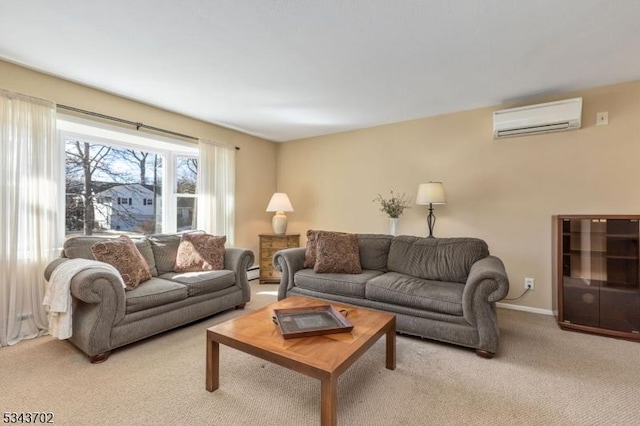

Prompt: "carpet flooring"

[1,281,639,425]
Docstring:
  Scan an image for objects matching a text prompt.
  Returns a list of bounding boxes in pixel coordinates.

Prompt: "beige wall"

[0,60,278,259]
[277,79,640,312]
[4,58,640,311]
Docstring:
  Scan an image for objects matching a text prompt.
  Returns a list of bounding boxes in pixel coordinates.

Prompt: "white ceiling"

[1,1,640,142]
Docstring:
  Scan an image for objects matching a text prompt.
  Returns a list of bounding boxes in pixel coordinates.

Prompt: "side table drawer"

[259,233,300,284]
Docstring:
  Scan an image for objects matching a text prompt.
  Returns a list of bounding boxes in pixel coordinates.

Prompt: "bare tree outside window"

[125,150,149,184]
[176,157,198,230]
[177,157,197,194]
[65,140,164,236]
[65,141,112,235]
[116,149,163,232]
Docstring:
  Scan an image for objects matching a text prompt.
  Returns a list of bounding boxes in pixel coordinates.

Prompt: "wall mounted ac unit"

[493,97,582,139]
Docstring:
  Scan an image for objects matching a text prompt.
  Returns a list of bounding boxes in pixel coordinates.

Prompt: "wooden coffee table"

[206,295,396,426]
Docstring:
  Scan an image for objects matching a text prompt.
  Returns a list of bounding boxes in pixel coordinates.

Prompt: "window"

[59,116,198,237]
[175,156,198,231]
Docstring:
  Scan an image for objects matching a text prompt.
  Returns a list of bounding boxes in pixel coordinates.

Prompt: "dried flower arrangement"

[373,190,411,218]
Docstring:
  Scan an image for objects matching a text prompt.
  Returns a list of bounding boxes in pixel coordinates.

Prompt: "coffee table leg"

[206,337,220,391]
[320,375,337,426]
[386,319,396,370]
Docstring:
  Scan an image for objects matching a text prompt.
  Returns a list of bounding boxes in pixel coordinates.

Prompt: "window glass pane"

[65,139,164,236]
[176,156,198,194]
[177,197,197,231]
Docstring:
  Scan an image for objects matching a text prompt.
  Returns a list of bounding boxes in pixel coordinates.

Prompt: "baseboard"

[247,266,259,281]
[497,302,554,316]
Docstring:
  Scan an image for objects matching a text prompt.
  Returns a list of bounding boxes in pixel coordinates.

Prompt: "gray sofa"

[44,233,254,363]
[274,234,509,357]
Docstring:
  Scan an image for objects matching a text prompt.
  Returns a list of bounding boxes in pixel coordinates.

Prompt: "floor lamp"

[416,182,446,238]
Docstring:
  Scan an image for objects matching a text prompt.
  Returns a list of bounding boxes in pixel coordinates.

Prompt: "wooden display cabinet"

[555,215,640,341]
[259,233,300,284]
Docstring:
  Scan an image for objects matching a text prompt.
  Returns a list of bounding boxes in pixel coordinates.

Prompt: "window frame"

[58,115,199,235]
[173,154,199,231]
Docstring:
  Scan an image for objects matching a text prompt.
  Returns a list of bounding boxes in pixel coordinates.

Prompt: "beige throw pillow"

[91,235,152,290]
[313,232,362,274]
[174,233,226,272]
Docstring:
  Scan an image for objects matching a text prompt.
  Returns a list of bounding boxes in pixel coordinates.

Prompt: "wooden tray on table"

[272,304,353,339]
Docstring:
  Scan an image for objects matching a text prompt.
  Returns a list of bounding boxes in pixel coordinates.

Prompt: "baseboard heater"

[247,266,259,281]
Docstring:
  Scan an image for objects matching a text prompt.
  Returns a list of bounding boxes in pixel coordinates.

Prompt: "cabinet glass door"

[561,218,640,333]
[601,219,640,332]
[561,219,605,327]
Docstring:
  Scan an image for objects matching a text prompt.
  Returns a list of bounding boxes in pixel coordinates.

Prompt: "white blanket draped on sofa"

[43,259,125,339]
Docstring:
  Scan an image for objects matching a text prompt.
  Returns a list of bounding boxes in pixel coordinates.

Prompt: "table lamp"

[266,193,294,234]
[416,182,446,238]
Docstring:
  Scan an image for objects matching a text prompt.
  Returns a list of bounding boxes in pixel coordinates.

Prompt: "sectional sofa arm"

[44,258,69,281]
[273,247,307,300]
[44,258,128,326]
[224,248,255,302]
[463,255,510,307]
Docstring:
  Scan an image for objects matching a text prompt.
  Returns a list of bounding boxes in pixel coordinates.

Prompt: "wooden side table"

[259,233,300,284]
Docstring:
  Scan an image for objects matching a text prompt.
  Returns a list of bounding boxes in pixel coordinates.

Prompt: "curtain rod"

[56,104,240,150]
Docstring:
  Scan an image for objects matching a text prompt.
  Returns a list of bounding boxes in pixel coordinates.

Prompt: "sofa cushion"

[294,269,384,298]
[125,277,189,314]
[357,234,393,271]
[174,233,226,272]
[134,239,158,277]
[148,234,182,274]
[63,236,157,276]
[160,270,235,297]
[91,235,152,290]
[366,272,465,316]
[314,233,362,274]
[387,236,489,283]
[63,236,105,260]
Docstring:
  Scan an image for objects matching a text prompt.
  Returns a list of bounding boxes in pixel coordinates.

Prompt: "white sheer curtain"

[196,139,235,245]
[0,90,62,346]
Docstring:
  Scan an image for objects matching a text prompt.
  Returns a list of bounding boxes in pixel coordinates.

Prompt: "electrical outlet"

[525,277,535,291]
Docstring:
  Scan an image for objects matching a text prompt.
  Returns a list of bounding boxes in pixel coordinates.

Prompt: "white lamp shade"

[416,182,446,205]
[266,193,294,212]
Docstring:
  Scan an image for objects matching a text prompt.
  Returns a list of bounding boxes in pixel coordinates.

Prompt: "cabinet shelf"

[563,277,639,290]
[564,249,607,255]
[606,255,639,260]
[555,215,640,341]
[563,230,607,233]
[563,251,638,259]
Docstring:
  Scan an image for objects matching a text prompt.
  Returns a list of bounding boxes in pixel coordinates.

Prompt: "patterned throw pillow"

[314,232,362,274]
[91,235,152,290]
[303,230,348,269]
[303,230,319,268]
[174,233,226,272]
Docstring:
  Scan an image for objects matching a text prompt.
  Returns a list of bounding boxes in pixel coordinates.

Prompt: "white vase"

[389,218,399,236]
